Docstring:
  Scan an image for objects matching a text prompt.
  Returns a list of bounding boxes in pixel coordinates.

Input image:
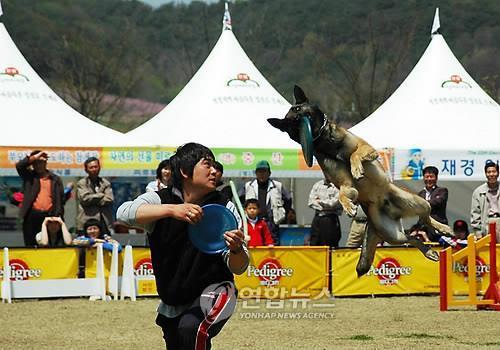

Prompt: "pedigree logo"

[226,73,259,87]
[0,259,42,281]
[441,74,471,89]
[247,258,293,287]
[452,256,489,282]
[134,258,154,277]
[367,257,412,286]
[0,67,29,82]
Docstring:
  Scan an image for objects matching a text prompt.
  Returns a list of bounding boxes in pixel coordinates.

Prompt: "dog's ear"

[267,118,288,132]
[294,85,308,104]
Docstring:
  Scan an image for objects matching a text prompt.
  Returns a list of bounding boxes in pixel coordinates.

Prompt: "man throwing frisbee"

[117,143,249,349]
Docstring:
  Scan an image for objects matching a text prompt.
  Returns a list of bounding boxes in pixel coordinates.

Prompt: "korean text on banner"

[132,247,157,296]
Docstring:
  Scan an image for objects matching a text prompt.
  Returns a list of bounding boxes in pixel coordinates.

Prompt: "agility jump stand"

[440,222,500,311]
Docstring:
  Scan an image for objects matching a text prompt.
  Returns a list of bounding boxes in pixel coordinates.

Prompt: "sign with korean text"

[132,247,157,296]
[394,149,500,181]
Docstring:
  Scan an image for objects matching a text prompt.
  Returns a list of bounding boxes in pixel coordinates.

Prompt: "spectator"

[244,199,274,247]
[308,179,342,248]
[214,161,233,202]
[286,208,297,225]
[116,142,249,350]
[35,216,73,247]
[73,218,121,252]
[243,160,292,245]
[410,165,448,242]
[471,161,500,238]
[345,205,368,248]
[146,159,172,192]
[439,219,469,248]
[408,223,431,243]
[16,150,66,246]
[76,157,114,234]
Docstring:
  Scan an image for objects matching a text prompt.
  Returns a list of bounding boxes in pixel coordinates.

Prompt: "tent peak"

[222,1,232,32]
[431,8,441,36]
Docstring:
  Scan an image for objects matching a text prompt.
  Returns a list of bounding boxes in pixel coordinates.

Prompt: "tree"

[303,13,418,124]
[53,21,145,122]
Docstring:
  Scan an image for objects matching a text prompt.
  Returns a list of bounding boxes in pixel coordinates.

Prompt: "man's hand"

[172,203,203,224]
[224,229,245,253]
[29,151,48,163]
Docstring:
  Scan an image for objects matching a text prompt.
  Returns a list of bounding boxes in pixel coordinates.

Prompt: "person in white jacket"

[471,161,500,238]
[308,179,342,248]
[242,160,291,245]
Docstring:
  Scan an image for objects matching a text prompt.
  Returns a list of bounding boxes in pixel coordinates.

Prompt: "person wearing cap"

[243,160,292,245]
[15,150,66,246]
[76,157,114,235]
[471,161,500,238]
[439,219,469,248]
[308,179,342,248]
[409,165,448,242]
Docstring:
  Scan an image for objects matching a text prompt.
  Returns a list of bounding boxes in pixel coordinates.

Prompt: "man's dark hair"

[29,149,42,157]
[244,198,259,209]
[170,143,215,190]
[214,161,224,173]
[155,159,171,180]
[84,157,100,169]
[484,161,499,173]
[423,166,439,176]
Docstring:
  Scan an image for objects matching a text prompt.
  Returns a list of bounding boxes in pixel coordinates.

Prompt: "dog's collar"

[312,113,328,142]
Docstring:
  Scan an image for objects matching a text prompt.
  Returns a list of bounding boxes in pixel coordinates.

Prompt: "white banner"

[394,149,500,181]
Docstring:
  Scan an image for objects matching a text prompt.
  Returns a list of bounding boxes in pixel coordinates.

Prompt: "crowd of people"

[11,145,499,349]
[14,150,121,252]
[13,149,500,251]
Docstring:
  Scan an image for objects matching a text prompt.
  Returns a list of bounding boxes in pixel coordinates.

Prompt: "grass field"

[0,296,499,350]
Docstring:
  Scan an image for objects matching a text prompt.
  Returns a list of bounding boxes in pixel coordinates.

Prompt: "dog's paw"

[342,201,357,217]
[436,224,454,237]
[424,249,439,262]
[351,166,365,180]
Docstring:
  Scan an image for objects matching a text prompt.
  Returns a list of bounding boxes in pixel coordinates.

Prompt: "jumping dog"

[268,85,452,276]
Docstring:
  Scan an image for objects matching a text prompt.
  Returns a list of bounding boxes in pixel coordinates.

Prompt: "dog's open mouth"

[268,116,315,167]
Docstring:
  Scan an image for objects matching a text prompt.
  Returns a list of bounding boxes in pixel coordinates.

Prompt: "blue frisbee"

[299,116,314,167]
[188,204,237,254]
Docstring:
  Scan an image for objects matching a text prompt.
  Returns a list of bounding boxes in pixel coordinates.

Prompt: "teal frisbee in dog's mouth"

[299,116,314,167]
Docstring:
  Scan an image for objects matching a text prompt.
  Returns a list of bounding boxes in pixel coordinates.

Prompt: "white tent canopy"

[0,23,124,147]
[125,10,298,151]
[350,9,500,181]
[350,13,500,151]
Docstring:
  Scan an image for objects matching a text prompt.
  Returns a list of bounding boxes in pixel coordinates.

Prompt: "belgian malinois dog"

[268,86,452,277]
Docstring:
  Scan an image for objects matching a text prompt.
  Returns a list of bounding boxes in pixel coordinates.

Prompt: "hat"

[255,160,270,170]
[453,220,469,234]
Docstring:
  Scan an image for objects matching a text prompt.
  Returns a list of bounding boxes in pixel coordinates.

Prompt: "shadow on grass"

[343,335,374,341]
[392,333,455,340]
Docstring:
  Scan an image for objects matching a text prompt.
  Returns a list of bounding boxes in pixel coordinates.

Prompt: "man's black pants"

[310,213,341,248]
